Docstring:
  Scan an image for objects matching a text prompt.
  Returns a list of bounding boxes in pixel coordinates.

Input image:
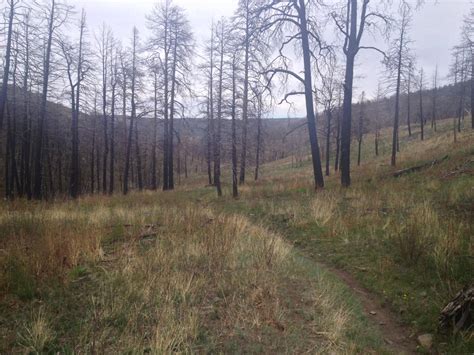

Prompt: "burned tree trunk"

[439,285,473,333]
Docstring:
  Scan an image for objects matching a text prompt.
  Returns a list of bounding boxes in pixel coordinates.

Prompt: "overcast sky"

[71,0,471,117]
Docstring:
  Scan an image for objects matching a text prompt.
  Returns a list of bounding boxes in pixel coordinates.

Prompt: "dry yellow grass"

[0,192,385,353]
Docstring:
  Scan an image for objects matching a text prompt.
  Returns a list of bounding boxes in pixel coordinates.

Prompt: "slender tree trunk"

[33,0,56,199]
[135,119,143,191]
[109,71,116,195]
[341,53,355,187]
[102,53,108,194]
[298,0,324,189]
[91,109,97,193]
[335,100,341,171]
[391,27,404,166]
[325,109,331,176]
[123,28,138,194]
[231,57,238,197]
[168,34,178,190]
[151,70,158,190]
[239,4,250,185]
[0,0,16,130]
[419,71,424,141]
[431,65,438,132]
[407,69,412,137]
[206,97,213,186]
[255,106,262,181]
[214,23,224,197]
[471,52,474,129]
[162,23,170,191]
[20,15,31,199]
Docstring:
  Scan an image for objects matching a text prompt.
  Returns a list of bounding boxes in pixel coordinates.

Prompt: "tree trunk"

[135,119,143,191]
[239,4,250,185]
[33,0,56,199]
[325,109,331,176]
[340,53,355,187]
[0,0,15,130]
[335,104,341,171]
[299,0,324,189]
[391,26,404,166]
[231,58,238,198]
[151,70,158,190]
[255,98,262,181]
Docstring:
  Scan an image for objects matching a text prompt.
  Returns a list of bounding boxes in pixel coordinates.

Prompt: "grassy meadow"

[0,118,472,353]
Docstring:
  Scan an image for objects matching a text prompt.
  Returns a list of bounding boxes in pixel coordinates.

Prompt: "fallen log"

[392,155,448,177]
[439,285,473,333]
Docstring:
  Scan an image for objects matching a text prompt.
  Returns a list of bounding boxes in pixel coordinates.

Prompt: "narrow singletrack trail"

[320,262,419,354]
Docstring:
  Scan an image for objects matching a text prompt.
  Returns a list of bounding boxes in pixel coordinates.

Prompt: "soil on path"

[321,262,419,354]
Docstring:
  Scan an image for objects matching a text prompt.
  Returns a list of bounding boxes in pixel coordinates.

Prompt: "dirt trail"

[321,262,419,354]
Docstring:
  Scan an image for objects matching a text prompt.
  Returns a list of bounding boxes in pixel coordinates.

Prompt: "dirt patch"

[321,263,418,354]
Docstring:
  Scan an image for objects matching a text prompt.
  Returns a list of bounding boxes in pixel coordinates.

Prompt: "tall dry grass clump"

[1,193,380,353]
[0,204,105,299]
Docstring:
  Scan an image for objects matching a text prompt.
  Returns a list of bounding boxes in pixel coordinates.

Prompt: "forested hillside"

[0,0,472,353]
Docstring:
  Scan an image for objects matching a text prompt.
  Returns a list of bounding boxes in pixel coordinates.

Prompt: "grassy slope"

[209,118,474,353]
[0,189,386,351]
[0,118,472,353]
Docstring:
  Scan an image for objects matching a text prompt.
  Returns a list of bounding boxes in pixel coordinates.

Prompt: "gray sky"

[71,0,471,117]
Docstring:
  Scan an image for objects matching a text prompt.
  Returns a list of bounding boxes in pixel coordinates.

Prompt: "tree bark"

[0,0,16,130]
[33,0,56,199]
[298,0,324,189]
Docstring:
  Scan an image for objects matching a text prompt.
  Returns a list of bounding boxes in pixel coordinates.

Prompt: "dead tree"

[259,0,326,189]
[97,25,112,193]
[123,27,138,195]
[148,0,193,191]
[0,0,18,130]
[356,92,365,166]
[334,88,342,171]
[213,19,227,197]
[332,0,389,186]
[60,10,89,198]
[19,9,33,199]
[418,68,425,141]
[150,60,161,190]
[406,60,413,137]
[318,56,340,176]
[254,91,263,181]
[385,1,413,166]
[32,0,71,199]
[109,43,118,195]
[231,54,239,197]
[431,65,438,131]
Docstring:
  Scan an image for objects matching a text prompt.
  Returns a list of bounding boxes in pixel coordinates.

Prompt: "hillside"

[1,117,472,353]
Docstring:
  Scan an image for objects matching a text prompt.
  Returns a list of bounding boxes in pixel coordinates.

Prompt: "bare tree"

[259,0,326,189]
[123,27,139,195]
[212,19,228,197]
[148,0,193,191]
[356,91,365,166]
[431,65,438,132]
[0,0,18,130]
[385,1,413,166]
[231,53,239,197]
[332,0,389,186]
[406,60,413,137]
[60,9,89,198]
[109,42,118,194]
[318,57,340,176]
[32,0,72,199]
[418,67,425,141]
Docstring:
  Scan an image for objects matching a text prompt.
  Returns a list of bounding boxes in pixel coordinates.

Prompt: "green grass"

[0,118,472,353]
[205,119,474,353]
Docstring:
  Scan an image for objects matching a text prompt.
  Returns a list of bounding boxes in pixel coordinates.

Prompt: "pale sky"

[69,0,471,117]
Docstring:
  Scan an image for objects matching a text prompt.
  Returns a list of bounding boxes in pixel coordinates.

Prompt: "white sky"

[69,0,471,117]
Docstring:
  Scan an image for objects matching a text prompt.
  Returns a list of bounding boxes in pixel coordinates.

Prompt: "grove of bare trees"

[0,0,472,200]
